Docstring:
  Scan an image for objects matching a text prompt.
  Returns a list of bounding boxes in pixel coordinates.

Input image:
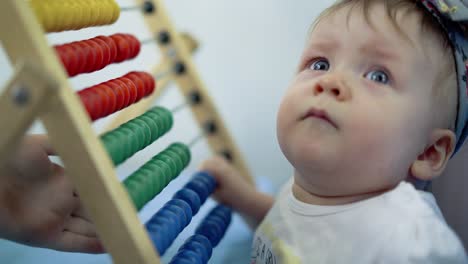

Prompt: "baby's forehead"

[311,3,445,62]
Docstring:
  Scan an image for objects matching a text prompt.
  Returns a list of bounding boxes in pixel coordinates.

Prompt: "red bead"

[78,91,94,119]
[90,38,110,71]
[86,39,105,72]
[111,34,131,63]
[123,34,140,58]
[79,89,100,120]
[76,41,96,73]
[61,45,79,77]
[140,72,156,96]
[112,79,131,108]
[125,72,146,99]
[100,83,117,114]
[54,46,69,74]
[96,35,118,63]
[122,34,135,59]
[86,40,103,72]
[120,77,138,106]
[70,41,86,75]
[94,85,111,118]
[105,81,126,111]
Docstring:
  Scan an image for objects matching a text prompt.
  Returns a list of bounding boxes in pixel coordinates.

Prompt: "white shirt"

[251,180,467,264]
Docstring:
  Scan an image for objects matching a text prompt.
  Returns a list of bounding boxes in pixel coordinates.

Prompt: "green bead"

[170,143,191,165]
[121,122,141,150]
[100,133,118,164]
[139,115,159,142]
[118,127,136,161]
[130,174,150,208]
[141,163,164,191]
[150,159,173,185]
[154,153,177,178]
[133,118,152,148]
[111,130,127,164]
[144,112,165,138]
[148,107,171,132]
[147,168,163,197]
[160,109,173,130]
[124,122,145,151]
[168,145,189,167]
[163,150,184,172]
[151,106,173,129]
[123,178,144,209]
[137,168,155,202]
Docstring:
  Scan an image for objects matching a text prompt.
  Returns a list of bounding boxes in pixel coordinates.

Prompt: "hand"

[200,156,273,227]
[0,135,104,253]
[200,156,255,209]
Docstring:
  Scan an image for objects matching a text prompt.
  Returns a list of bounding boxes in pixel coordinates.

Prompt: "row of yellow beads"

[29,0,120,33]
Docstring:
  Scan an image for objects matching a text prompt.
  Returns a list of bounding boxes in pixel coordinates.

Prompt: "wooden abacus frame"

[0,0,252,263]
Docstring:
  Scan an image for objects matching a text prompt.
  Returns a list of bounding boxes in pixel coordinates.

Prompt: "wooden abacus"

[0,0,253,263]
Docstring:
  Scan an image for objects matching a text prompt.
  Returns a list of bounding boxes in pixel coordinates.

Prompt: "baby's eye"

[309,59,330,71]
[365,70,390,85]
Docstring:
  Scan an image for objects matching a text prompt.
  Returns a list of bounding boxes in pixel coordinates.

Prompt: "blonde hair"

[313,0,458,130]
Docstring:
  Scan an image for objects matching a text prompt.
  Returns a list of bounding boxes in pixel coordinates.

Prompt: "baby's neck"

[292,181,389,206]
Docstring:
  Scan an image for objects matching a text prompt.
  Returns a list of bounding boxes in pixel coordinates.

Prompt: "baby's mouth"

[301,107,338,129]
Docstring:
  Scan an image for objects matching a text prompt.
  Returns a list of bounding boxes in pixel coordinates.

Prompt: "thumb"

[28,134,56,156]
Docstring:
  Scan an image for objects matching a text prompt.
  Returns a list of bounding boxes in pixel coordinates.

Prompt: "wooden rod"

[0,61,57,163]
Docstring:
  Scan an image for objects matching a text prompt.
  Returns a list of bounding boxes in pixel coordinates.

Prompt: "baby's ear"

[410,129,456,180]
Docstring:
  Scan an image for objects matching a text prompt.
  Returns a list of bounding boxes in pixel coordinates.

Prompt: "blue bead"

[194,172,216,191]
[186,234,213,259]
[204,215,228,232]
[169,259,193,264]
[173,188,201,215]
[202,218,224,236]
[195,223,221,247]
[191,176,212,190]
[167,199,193,225]
[168,259,193,264]
[158,208,182,236]
[179,240,209,263]
[145,214,171,231]
[164,203,189,230]
[185,180,210,203]
[171,250,203,264]
[148,226,170,255]
[209,206,232,226]
[207,211,230,226]
[152,224,174,254]
[217,205,233,215]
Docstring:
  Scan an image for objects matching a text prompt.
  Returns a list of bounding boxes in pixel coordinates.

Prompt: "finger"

[49,174,80,217]
[64,216,98,237]
[51,231,105,254]
[71,203,92,223]
[31,134,55,155]
[29,134,56,156]
[51,163,65,175]
[199,156,226,173]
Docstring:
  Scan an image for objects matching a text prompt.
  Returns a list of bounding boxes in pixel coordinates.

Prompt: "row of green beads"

[101,106,173,165]
[123,142,191,210]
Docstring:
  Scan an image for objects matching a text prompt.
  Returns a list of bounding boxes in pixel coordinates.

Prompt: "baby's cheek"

[346,110,404,154]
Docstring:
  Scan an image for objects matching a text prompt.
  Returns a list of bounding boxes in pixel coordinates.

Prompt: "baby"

[201,0,468,263]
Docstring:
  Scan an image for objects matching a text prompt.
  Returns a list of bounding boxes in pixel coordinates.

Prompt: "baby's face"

[277,3,442,196]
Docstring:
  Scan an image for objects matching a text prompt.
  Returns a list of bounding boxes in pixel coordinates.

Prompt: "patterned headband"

[420,0,468,155]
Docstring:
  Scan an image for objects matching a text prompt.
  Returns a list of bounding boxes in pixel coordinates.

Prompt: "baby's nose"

[313,76,351,101]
